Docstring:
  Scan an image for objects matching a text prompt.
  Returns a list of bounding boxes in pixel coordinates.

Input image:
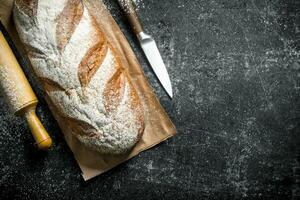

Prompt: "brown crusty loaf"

[13,0,145,154]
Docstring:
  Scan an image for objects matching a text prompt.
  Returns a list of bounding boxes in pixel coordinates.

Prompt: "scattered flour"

[104,0,144,12]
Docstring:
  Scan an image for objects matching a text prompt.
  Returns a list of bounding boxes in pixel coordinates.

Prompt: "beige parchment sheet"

[0,0,176,181]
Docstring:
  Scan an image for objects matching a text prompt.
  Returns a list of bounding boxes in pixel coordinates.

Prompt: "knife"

[117,0,173,98]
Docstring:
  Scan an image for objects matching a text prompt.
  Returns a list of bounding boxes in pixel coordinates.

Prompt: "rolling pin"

[0,30,52,150]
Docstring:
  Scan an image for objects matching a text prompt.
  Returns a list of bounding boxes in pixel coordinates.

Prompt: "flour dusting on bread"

[13,0,144,154]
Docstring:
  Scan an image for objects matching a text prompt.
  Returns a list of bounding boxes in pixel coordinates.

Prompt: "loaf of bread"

[13,0,145,154]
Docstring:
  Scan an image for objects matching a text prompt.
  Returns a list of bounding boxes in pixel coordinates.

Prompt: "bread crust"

[13,0,145,154]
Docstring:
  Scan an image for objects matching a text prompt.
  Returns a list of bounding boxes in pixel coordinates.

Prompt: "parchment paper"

[0,0,176,181]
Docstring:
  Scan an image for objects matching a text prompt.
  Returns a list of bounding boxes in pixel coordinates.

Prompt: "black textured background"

[1,0,300,199]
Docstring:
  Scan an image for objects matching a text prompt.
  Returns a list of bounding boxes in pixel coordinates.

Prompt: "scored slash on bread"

[14,0,145,154]
[56,0,84,52]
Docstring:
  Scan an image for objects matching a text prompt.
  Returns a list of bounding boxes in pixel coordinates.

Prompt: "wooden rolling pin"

[0,30,52,150]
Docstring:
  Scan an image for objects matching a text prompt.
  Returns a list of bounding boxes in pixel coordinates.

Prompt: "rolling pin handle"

[24,107,52,150]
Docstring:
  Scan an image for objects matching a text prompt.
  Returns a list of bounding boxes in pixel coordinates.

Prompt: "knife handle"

[117,0,143,34]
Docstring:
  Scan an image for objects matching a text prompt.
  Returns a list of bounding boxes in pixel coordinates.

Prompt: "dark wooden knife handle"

[117,0,143,34]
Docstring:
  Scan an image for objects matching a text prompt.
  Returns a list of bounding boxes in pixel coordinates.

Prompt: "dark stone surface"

[1,0,300,199]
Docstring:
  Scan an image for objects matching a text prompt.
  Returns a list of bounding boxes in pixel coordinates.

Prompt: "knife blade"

[117,0,173,98]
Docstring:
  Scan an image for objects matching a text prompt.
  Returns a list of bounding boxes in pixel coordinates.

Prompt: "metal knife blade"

[117,0,173,98]
[137,32,173,98]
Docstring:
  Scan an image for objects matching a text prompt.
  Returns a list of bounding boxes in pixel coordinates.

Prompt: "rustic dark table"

[1,0,300,199]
